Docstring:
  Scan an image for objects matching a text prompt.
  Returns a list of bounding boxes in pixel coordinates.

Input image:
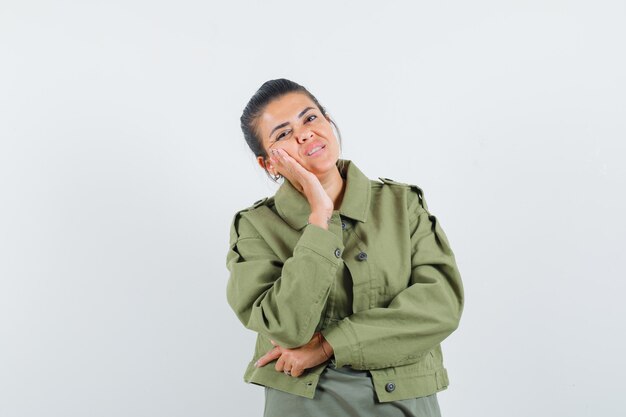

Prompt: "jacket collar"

[274,158,371,230]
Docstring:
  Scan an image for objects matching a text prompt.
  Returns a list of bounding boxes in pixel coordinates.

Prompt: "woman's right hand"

[254,332,334,378]
[269,148,333,228]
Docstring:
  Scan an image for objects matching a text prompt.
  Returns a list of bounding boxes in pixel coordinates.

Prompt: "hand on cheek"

[269,148,291,176]
[268,154,279,177]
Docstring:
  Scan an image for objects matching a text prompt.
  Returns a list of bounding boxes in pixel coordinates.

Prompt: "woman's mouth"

[306,144,326,157]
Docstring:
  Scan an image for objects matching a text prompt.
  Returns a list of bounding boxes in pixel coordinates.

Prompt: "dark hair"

[240,78,343,183]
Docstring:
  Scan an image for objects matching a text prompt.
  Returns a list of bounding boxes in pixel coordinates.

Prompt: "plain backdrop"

[1,1,625,416]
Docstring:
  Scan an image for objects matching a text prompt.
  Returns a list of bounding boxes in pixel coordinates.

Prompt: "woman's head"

[240,79,342,182]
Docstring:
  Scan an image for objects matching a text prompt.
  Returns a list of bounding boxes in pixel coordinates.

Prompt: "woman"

[226,79,464,417]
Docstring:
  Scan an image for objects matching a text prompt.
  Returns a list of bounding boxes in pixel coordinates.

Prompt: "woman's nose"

[295,128,313,143]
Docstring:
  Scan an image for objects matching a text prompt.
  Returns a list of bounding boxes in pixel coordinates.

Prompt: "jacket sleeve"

[226,210,345,348]
[321,187,464,370]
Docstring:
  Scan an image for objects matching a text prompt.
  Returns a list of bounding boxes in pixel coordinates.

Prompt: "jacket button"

[357,251,368,261]
[334,248,342,258]
[385,382,396,392]
[341,221,346,230]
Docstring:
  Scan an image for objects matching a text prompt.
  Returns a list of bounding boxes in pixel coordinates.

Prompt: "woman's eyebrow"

[269,106,315,138]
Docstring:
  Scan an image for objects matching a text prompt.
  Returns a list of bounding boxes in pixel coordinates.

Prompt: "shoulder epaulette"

[378,177,428,211]
[252,197,268,208]
[233,197,270,218]
[378,177,407,186]
[229,196,271,242]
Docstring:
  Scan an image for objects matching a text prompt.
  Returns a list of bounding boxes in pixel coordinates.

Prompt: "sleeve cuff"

[321,320,360,368]
[294,223,345,265]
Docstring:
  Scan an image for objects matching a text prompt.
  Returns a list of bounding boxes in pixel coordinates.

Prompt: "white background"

[1,1,625,416]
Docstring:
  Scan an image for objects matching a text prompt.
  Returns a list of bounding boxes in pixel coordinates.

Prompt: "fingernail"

[254,361,259,367]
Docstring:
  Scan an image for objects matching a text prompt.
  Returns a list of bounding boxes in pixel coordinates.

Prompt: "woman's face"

[255,92,340,178]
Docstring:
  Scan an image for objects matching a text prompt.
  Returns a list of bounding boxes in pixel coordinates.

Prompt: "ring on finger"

[284,370,291,376]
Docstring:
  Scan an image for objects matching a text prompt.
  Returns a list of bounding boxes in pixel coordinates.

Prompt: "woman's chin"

[305,157,339,176]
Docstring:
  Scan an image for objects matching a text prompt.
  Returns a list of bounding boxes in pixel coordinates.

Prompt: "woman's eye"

[306,115,317,122]
[276,130,289,141]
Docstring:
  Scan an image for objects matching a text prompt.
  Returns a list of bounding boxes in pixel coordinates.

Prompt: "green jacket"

[225,158,464,402]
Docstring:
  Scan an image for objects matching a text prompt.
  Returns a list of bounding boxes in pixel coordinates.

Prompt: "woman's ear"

[256,155,265,170]
[257,155,276,176]
[257,155,271,171]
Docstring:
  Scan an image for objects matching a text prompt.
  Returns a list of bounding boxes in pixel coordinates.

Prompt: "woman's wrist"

[308,212,332,230]
[317,332,334,360]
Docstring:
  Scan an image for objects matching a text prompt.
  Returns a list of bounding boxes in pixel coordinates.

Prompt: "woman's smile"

[305,143,326,157]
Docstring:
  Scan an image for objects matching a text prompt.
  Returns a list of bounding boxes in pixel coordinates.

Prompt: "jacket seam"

[236,235,264,242]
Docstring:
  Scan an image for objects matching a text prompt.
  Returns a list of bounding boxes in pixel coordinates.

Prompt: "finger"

[276,148,295,165]
[275,148,309,178]
[275,355,285,372]
[290,364,304,378]
[269,154,279,168]
[279,148,302,164]
[255,349,280,368]
[274,148,292,165]
[270,149,284,165]
[273,149,307,188]
[269,151,292,180]
[255,347,281,368]
[270,152,294,183]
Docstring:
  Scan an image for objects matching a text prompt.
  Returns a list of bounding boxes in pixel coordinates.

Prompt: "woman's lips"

[307,144,326,157]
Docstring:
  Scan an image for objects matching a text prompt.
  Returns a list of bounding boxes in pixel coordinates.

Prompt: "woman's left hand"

[254,332,334,378]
